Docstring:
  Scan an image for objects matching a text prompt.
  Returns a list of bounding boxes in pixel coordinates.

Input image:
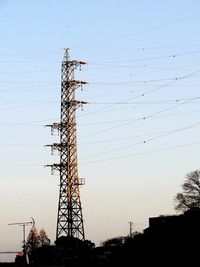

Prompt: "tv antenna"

[8,217,35,251]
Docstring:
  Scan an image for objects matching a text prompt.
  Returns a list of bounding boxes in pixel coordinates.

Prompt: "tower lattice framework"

[47,49,87,240]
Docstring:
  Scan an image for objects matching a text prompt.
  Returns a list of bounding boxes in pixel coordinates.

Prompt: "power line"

[0,143,42,147]
[71,44,200,54]
[0,113,199,147]
[79,68,200,118]
[0,69,57,74]
[0,163,42,167]
[0,44,199,56]
[80,140,200,165]
[78,110,200,127]
[89,96,200,105]
[74,13,200,47]
[82,120,200,159]
[0,80,57,83]
[80,96,200,139]
[79,123,200,146]
[0,108,198,129]
[0,96,199,106]
[89,73,200,85]
[1,48,200,66]
[90,49,200,64]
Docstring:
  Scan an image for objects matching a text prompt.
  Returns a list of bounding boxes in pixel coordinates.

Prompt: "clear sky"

[0,0,200,260]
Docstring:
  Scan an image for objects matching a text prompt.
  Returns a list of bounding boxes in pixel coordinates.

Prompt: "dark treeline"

[14,207,200,267]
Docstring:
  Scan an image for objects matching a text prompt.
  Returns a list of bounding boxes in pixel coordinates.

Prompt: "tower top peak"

[63,48,70,62]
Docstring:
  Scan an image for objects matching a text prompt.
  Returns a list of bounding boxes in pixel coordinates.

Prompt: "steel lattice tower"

[46,49,87,240]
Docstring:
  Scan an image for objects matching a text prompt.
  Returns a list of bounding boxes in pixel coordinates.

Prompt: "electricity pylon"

[46,49,87,240]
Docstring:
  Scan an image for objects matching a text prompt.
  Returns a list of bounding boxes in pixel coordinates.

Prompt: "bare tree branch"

[174,169,200,212]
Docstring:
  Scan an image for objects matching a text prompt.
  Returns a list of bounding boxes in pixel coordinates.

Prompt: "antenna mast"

[8,218,35,250]
[46,49,87,240]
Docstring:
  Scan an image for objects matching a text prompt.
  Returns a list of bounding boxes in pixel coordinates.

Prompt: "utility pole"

[128,221,134,237]
[46,48,87,241]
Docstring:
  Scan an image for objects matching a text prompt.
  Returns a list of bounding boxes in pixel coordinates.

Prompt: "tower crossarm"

[45,101,87,135]
[45,143,64,154]
[64,80,87,85]
[45,163,64,174]
[66,60,87,65]
[45,164,86,187]
[45,123,60,135]
[64,100,88,108]
[62,80,88,91]
[45,141,81,154]
[62,48,86,67]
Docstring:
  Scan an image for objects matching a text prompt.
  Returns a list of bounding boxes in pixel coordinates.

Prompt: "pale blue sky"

[0,0,200,260]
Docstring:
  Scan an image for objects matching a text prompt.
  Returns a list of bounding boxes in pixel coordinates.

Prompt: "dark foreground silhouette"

[13,208,200,267]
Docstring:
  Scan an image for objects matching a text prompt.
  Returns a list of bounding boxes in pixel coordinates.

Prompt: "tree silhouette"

[26,227,40,251]
[101,236,125,247]
[39,228,51,246]
[174,169,200,212]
